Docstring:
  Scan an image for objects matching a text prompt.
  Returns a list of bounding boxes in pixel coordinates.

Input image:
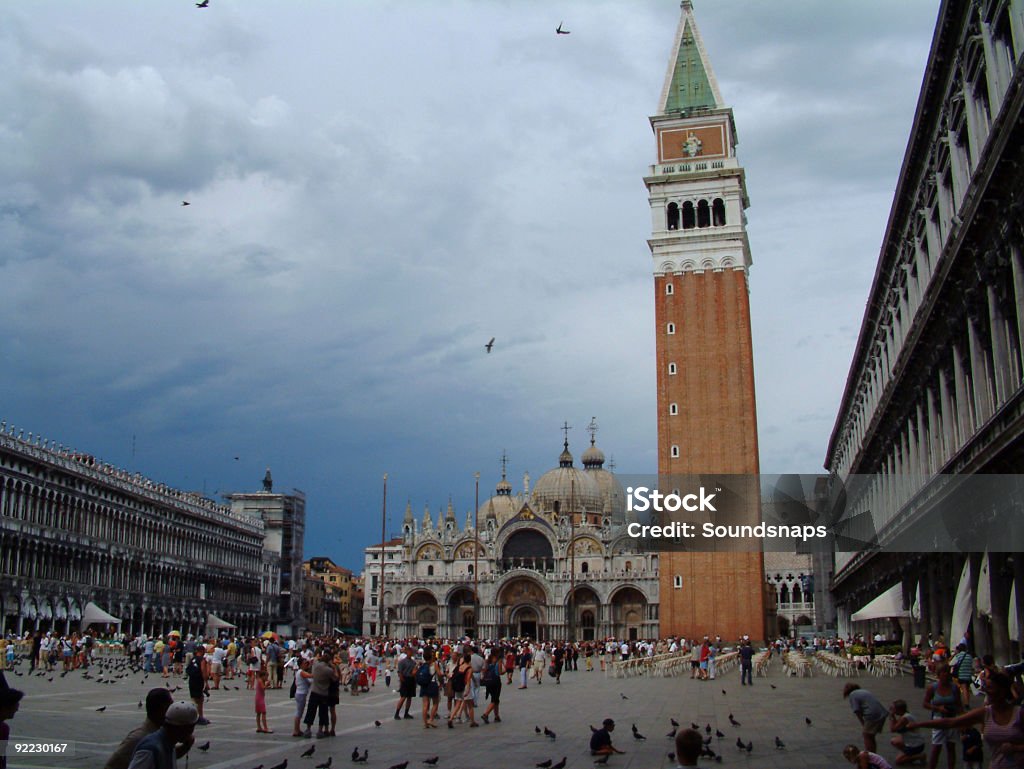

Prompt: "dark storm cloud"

[0,1,938,568]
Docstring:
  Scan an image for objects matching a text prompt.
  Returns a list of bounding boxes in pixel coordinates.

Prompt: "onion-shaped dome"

[531,442,604,514]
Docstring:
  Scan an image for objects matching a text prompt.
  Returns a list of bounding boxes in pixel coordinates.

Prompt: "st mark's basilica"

[379,427,659,642]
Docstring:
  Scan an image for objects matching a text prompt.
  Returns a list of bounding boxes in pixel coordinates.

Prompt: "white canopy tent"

[205,613,236,633]
[851,583,909,622]
[81,602,122,627]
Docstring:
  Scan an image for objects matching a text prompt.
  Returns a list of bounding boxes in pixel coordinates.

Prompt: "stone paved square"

[5,659,948,769]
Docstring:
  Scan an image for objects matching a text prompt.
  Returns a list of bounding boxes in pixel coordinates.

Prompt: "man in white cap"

[127,701,197,769]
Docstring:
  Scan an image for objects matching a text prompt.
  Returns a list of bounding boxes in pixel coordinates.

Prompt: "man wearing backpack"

[394,645,417,720]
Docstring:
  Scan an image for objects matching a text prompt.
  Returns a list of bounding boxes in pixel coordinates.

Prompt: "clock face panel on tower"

[657,123,728,163]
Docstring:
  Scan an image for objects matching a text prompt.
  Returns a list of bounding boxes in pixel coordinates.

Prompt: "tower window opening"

[668,362,677,375]
[667,323,676,335]
[682,201,696,230]
[669,403,678,415]
[665,282,674,295]
[670,445,680,458]
[697,199,711,228]
[673,575,683,589]
[712,198,726,226]
[667,202,679,230]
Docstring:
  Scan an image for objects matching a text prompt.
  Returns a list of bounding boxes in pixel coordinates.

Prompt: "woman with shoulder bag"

[480,650,502,724]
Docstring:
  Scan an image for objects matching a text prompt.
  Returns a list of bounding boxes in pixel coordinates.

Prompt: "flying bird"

[774,737,785,749]
[197,743,211,752]
[96,706,106,712]
[315,760,332,769]
[301,746,315,758]
[555,22,570,34]
[195,1,209,7]
[182,201,191,206]
[485,337,495,353]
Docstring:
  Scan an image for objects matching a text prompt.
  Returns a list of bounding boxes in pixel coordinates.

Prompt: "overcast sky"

[0,1,939,571]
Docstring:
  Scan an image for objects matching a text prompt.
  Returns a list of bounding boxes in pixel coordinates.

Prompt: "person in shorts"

[395,646,417,720]
[844,683,888,753]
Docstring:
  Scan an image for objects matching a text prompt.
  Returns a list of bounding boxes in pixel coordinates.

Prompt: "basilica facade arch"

[372,436,659,640]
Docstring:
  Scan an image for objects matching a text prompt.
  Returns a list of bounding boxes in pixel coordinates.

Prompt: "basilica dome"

[581,439,626,523]
[478,475,519,523]
[531,442,604,514]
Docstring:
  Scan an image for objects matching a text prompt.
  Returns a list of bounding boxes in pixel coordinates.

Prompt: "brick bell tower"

[647,0,766,641]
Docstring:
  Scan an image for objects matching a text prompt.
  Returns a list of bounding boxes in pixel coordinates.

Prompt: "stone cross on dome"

[561,420,572,448]
[587,416,598,446]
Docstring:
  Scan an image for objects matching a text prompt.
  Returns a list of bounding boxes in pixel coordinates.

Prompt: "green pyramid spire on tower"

[658,1,724,115]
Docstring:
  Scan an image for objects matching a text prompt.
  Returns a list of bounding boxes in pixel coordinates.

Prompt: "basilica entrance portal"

[498,577,549,640]
[511,606,539,639]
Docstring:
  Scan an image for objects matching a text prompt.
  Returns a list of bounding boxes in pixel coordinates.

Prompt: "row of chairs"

[783,651,814,677]
[813,650,857,677]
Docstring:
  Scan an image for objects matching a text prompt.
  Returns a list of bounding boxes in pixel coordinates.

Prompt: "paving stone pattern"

[4,661,954,769]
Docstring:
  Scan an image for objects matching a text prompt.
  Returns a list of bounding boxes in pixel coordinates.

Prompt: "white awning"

[851,584,908,622]
[1010,583,1019,641]
[950,558,973,646]
[81,602,122,627]
[205,613,236,630]
[977,552,992,618]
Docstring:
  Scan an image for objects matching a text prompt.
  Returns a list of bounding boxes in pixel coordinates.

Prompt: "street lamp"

[474,471,480,639]
[379,472,388,637]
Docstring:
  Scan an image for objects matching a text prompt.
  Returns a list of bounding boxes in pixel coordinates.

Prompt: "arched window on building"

[669,403,678,415]
[468,564,474,575]
[682,201,696,229]
[667,323,676,335]
[581,562,589,573]
[697,199,711,228]
[427,565,434,576]
[712,198,726,226]
[665,282,674,295]
[668,362,677,375]
[779,584,790,605]
[667,202,680,230]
